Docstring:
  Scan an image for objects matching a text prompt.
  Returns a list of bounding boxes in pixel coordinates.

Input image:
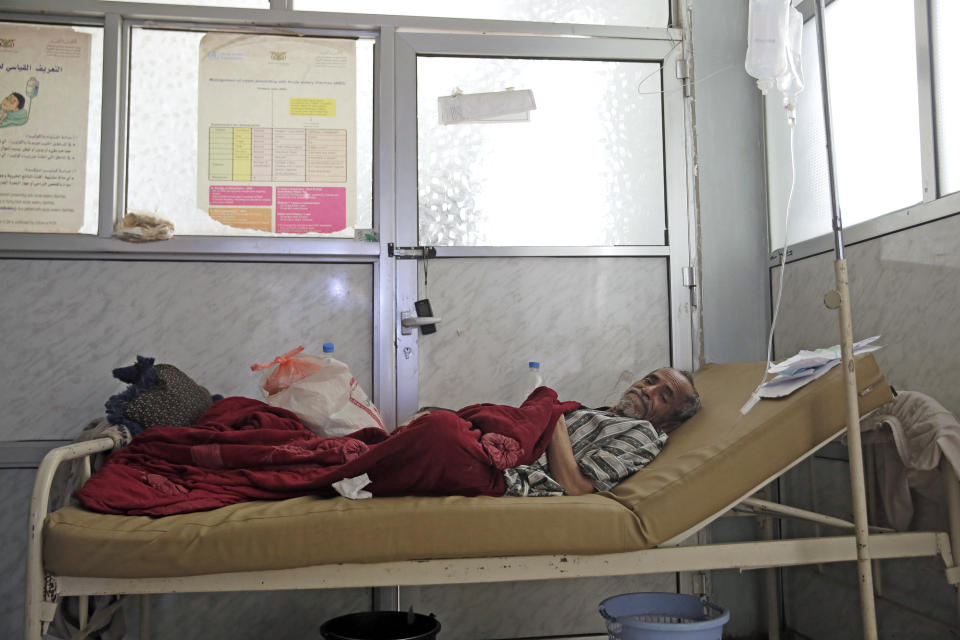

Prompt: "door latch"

[388,244,437,259]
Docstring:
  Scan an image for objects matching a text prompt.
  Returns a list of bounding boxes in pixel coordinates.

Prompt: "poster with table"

[0,22,91,233]
[197,34,357,234]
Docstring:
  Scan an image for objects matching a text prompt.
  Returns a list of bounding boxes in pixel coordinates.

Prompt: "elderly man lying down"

[76,369,700,516]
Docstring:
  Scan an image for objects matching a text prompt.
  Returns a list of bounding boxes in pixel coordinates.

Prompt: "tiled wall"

[772,214,960,415]
[0,259,376,439]
[417,257,672,411]
[772,214,960,638]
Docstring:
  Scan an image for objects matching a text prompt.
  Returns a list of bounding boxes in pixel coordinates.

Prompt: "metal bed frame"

[26,427,960,639]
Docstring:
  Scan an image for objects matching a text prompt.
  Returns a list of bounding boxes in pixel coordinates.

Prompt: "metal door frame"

[391,29,695,421]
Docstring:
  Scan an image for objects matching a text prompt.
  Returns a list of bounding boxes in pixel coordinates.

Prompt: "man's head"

[612,367,701,434]
[2,92,24,112]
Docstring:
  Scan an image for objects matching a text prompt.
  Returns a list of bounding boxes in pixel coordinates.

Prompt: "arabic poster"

[198,34,357,234]
[0,23,91,233]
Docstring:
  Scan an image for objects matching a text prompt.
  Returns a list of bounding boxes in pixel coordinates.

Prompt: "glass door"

[393,31,695,421]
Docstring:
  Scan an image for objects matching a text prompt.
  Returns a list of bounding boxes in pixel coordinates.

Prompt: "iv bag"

[744,0,791,94]
[777,7,805,113]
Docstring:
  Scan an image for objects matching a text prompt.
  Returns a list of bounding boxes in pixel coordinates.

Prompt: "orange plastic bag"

[251,346,385,437]
[250,346,323,396]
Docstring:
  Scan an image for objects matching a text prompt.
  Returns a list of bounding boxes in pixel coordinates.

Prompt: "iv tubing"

[764,125,796,387]
[741,116,796,416]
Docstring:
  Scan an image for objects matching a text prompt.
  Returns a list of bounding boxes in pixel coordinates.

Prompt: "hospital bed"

[25,355,960,639]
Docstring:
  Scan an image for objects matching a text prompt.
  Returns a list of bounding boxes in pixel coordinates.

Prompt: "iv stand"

[812,1,878,638]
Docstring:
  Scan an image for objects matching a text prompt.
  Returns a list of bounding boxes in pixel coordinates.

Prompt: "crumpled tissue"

[113,213,174,242]
[332,473,373,500]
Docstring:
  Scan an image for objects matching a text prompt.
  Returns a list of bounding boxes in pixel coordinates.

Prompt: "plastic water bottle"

[522,361,543,401]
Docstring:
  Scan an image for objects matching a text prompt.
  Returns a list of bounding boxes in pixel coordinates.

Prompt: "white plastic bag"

[251,346,385,437]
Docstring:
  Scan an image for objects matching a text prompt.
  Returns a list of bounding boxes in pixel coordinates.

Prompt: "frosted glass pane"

[101,0,268,7]
[417,57,665,247]
[766,1,922,249]
[126,29,372,237]
[293,0,668,27]
[933,0,960,195]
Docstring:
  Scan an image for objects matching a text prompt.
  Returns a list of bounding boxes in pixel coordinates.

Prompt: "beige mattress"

[44,355,892,579]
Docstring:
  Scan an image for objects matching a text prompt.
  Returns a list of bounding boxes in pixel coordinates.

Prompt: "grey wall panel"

[0,260,374,439]
[400,574,676,640]
[144,589,371,640]
[780,454,957,640]
[772,214,960,414]
[692,0,770,365]
[0,470,32,640]
[416,257,670,414]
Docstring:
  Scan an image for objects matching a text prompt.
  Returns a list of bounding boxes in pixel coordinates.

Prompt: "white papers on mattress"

[758,336,882,398]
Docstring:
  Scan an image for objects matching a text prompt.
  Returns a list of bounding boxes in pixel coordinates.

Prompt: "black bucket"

[320,611,441,640]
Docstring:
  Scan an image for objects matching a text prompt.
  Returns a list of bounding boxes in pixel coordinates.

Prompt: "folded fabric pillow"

[105,356,217,434]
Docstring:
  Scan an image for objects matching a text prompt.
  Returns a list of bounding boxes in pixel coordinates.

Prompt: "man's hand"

[545,415,596,496]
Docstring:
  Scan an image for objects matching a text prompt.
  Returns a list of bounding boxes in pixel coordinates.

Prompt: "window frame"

[0,0,674,259]
[767,0,958,267]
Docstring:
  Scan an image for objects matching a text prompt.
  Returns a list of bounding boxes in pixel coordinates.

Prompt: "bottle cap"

[323,342,335,353]
[528,361,540,369]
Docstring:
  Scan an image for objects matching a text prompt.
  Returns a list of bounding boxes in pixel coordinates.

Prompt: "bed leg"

[942,460,960,625]
[761,515,781,640]
[78,595,89,630]
[25,573,57,640]
[26,507,58,640]
[373,586,400,611]
[141,594,152,640]
[765,567,780,640]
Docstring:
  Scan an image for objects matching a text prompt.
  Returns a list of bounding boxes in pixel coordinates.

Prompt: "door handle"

[400,311,442,335]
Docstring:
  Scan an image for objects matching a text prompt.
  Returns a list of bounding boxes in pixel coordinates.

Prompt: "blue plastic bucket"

[598,592,729,640]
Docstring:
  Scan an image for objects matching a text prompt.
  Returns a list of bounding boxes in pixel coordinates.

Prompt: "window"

[126,28,373,237]
[417,56,666,247]
[766,0,923,250]
[0,4,679,252]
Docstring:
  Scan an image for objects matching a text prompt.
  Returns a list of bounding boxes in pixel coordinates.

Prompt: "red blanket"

[76,388,580,516]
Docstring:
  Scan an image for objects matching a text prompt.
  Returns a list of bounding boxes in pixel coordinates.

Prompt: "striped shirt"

[502,408,668,497]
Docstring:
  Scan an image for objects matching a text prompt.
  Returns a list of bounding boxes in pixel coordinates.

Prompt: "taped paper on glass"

[438,89,536,124]
[0,23,91,233]
[197,34,357,235]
